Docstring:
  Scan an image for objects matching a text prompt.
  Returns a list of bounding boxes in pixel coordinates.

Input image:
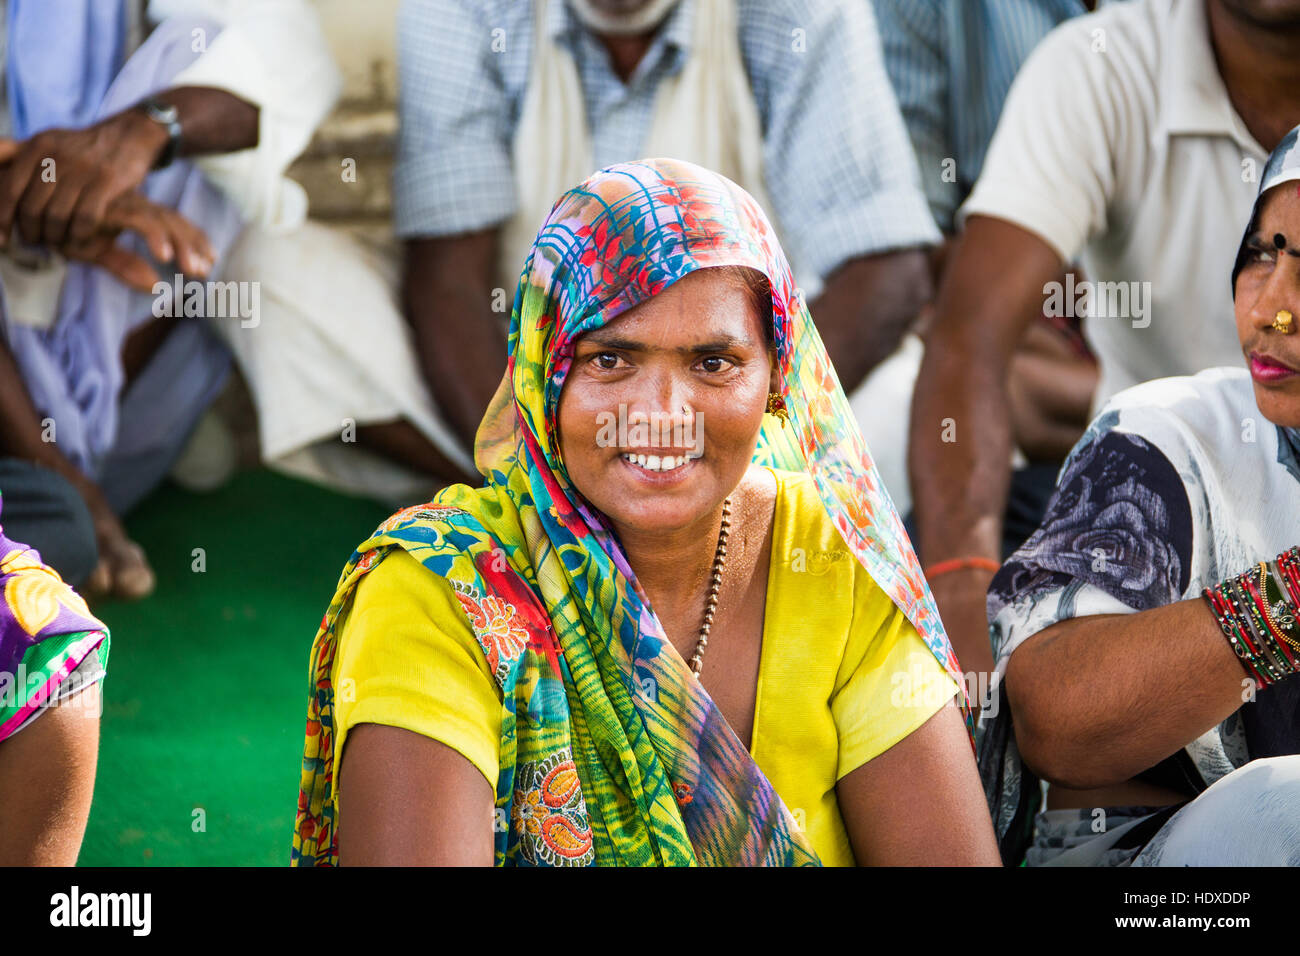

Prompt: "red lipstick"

[1250,351,1299,383]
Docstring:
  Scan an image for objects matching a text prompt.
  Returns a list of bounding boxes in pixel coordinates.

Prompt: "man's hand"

[0,109,167,249]
[0,87,259,252]
[60,191,214,293]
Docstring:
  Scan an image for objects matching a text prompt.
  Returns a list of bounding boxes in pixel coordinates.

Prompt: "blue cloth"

[872,0,1088,232]
[394,0,939,285]
[6,0,125,138]
[0,15,244,514]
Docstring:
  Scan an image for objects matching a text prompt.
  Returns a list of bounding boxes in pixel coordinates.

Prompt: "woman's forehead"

[583,270,764,346]
[1257,182,1300,225]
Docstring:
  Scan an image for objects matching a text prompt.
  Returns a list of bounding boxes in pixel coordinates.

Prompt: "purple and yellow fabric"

[292,158,969,867]
[0,492,108,743]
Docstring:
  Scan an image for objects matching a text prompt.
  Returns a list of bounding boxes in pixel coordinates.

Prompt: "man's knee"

[0,460,98,587]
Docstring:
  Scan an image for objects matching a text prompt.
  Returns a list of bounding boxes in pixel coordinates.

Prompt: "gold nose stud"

[1275,310,1295,334]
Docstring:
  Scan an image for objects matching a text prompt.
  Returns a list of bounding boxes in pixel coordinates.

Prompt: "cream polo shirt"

[960,0,1266,412]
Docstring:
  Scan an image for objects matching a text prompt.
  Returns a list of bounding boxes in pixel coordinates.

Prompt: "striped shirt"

[873,0,1089,232]
[394,0,939,286]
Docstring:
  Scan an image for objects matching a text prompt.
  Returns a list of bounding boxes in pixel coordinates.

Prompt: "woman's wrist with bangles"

[1202,547,1300,688]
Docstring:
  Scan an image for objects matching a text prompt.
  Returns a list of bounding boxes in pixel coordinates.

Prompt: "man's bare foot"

[69,480,155,601]
[85,523,155,601]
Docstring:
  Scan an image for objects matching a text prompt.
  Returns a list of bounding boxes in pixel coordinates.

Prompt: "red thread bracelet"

[924,556,1002,581]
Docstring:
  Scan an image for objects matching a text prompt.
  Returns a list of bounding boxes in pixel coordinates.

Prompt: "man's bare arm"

[907,216,1064,674]
[809,249,931,395]
[404,232,506,450]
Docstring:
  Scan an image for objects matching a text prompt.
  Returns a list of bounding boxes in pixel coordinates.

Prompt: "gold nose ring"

[1275,309,1295,334]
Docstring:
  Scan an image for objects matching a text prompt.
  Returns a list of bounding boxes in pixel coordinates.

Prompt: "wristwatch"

[139,98,182,170]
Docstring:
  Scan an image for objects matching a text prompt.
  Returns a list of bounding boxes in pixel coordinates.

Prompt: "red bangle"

[924,556,1002,581]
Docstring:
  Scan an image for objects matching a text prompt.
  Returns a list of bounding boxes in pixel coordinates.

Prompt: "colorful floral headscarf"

[292,158,970,867]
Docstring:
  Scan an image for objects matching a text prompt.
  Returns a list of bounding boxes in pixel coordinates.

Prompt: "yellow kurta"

[330,468,957,865]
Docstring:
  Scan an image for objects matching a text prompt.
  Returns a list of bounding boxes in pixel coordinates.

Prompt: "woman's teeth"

[621,452,689,472]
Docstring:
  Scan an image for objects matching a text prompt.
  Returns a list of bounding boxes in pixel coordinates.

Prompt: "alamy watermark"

[1043,274,1152,329]
[595,404,703,457]
[50,886,150,936]
[151,273,260,328]
[891,652,1000,719]
[0,662,102,720]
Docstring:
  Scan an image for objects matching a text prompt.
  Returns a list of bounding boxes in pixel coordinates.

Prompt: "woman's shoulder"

[762,467,904,624]
[765,467,869,579]
[336,548,500,704]
[330,547,504,798]
[757,471,956,769]
[350,547,459,615]
[341,549,488,674]
[1089,367,1256,465]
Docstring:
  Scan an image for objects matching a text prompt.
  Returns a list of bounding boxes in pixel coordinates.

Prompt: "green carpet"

[78,469,388,866]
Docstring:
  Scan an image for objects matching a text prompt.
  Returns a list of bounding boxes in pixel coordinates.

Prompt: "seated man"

[908,0,1300,674]
[875,0,1099,531]
[980,128,1300,866]
[0,0,339,599]
[394,0,940,510]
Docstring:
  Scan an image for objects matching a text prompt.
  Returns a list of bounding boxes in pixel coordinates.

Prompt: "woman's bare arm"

[836,698,1000,866]
[1005,600,1248,790]
[336,723,495,866]
[0,683,101,865]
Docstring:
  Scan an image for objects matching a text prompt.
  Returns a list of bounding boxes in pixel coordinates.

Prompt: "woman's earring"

[766,392,789,426]
[1274,309,1295,334]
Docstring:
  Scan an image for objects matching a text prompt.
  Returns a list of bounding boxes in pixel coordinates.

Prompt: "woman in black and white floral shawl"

[980,125,1300,866]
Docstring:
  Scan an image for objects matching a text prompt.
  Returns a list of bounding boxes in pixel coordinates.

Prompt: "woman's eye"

[589,352,620,370]
[1256,249,1275,264]
[700,356,729,373]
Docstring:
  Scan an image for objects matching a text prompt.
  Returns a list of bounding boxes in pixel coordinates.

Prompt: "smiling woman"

[290,158,998,867]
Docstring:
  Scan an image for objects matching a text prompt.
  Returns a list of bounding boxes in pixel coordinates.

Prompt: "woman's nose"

[625,370,692,432]
[1250,258,1300,333]
[632,368,690,415]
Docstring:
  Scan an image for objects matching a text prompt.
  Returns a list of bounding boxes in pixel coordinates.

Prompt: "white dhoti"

[211,220,474,506]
